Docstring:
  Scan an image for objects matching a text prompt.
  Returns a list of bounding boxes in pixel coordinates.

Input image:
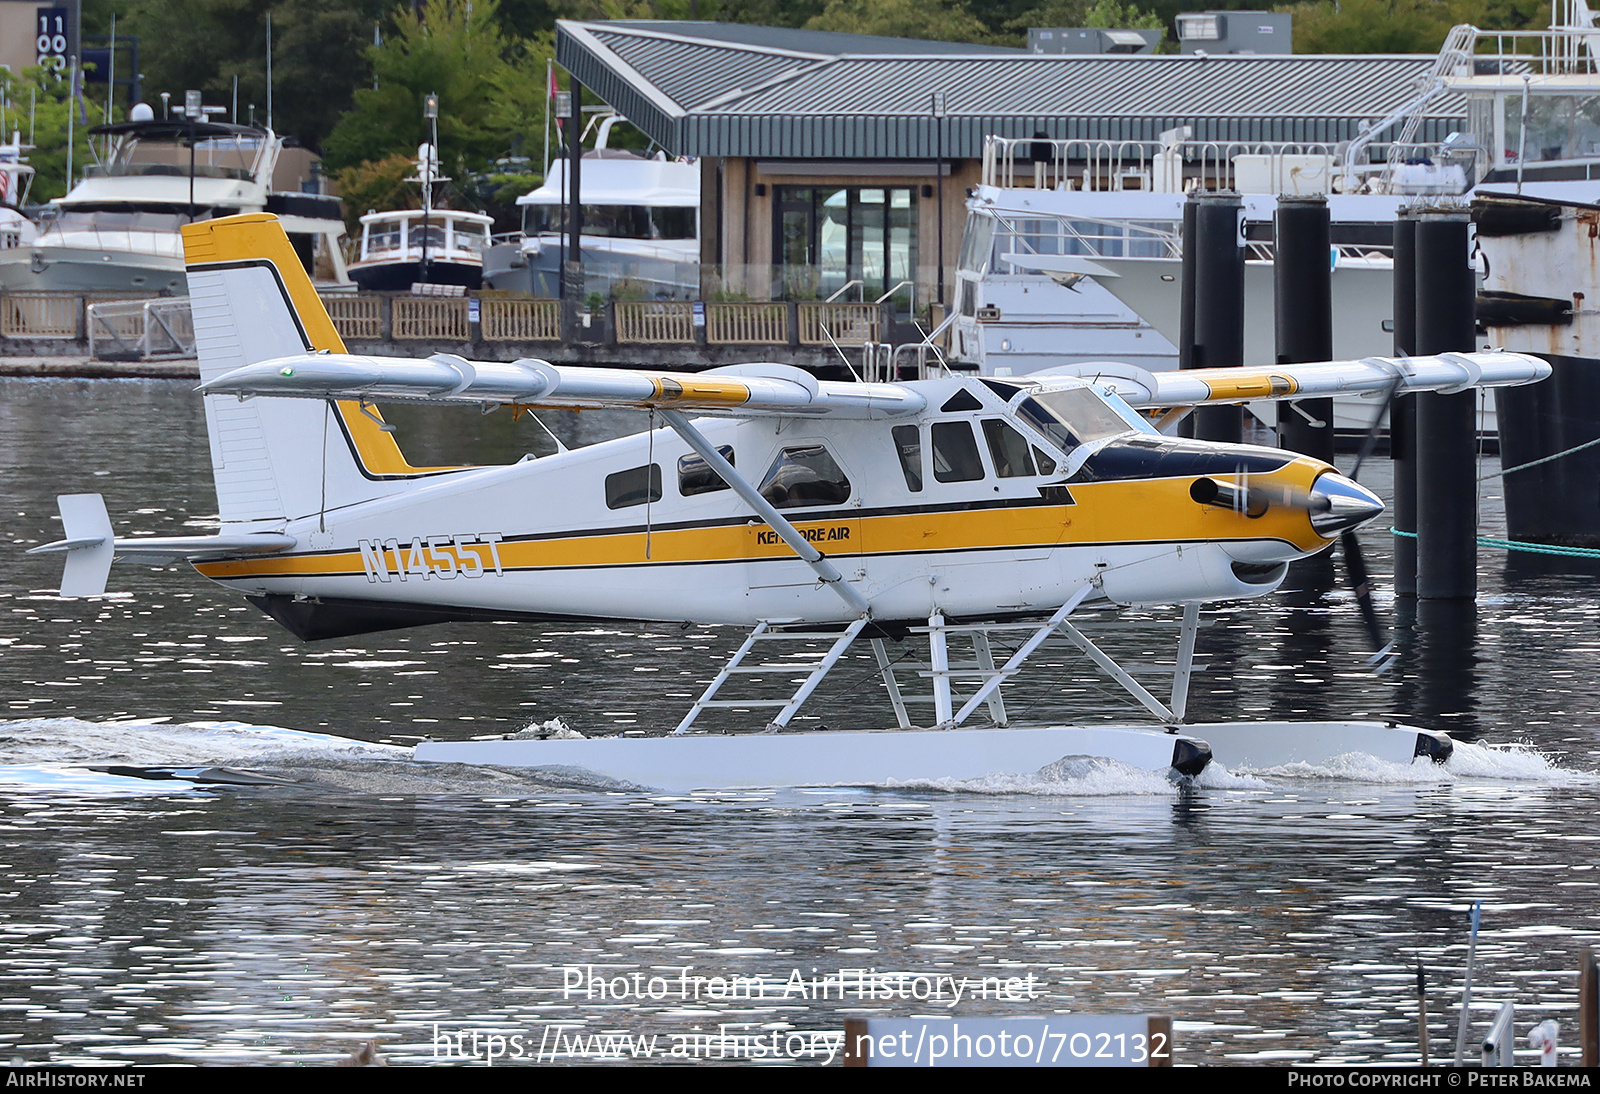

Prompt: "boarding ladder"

[673,618,870,735]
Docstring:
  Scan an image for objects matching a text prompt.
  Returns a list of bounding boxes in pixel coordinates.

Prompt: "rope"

[1391,527,1600,559]
[1478,435,1600,481]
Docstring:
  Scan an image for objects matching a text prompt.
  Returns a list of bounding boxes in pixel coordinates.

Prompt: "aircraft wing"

[198,355,927,419]
[1034,351,1550,408]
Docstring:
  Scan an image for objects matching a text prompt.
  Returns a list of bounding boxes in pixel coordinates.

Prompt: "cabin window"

[678,447,734,496]
[757,445,851,509]
[891,425,922,492]
[982,419,1036,477]
[605,464,662,509]
[931,421,985,483]
[1017,388,1137,452]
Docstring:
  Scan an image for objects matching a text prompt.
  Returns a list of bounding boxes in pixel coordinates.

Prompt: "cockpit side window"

[758,445,852,509]
[891,425,923,492]
[981,419,1037,477]
[1017,387,1138,453]
[931,421,985,483]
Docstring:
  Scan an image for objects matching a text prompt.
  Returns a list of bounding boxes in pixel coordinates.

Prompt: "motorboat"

[0,130,36,252]
[348,142,494,292]
[483,115,698,299]
[0,112,348,295]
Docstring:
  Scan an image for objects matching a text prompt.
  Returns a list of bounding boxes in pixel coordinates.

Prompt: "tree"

[803,0,999,43]
[321,0,520,172]
[1285,0,1547,54]
[0,67,95,202]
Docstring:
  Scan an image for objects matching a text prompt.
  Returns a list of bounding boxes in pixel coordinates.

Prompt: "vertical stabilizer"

[181,214,447,527]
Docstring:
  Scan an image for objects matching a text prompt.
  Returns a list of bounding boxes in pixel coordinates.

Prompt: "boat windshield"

[523,204,694,240]
[1016,387,1149,452]
[48,209,188,234]
[85,137,261,182]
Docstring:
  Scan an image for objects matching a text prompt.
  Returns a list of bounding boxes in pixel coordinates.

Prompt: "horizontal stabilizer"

[30,494,114,597]
[30,494,295,595]
[198,354,927,418]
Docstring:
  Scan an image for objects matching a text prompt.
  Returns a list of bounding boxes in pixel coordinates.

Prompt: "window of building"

[773,186,916,308]
[605,464,663,509]
[757,445,852,508]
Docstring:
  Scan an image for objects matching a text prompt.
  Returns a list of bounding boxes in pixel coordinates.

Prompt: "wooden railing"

[706,302,788,345]
[798,302,879,346]
[392,297,470,341]
[319,294,382,341]
[481,298,560,342]
[615,301,695,344]
[1,293,80,338]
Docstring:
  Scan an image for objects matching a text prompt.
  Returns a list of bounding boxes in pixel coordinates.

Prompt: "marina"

[3,375,1600,1066]
[2,1,1600,1072]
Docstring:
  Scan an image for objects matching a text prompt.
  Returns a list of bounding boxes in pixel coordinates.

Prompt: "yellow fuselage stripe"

[193,463,1333,581]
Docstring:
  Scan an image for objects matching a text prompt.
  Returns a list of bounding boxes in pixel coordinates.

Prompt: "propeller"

[1188,391,1400,672]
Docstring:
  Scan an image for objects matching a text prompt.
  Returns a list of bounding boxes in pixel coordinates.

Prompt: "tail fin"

[182,214,447,527]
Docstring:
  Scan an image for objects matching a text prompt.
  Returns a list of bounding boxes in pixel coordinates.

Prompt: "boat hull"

[0,245,186,295]
[348,258,481,293]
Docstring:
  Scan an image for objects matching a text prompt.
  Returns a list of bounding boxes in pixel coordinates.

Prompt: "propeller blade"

[1340,528,1397,672]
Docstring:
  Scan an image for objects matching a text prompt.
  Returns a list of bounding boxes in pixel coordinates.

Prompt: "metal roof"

[557,20,1467,159]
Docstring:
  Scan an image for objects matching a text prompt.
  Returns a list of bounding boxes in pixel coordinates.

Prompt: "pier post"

[1392,212,1419,598]
[1184,191,1245,443]
[1273,195,1335,464]
[1176,200,1198,438]
[1414,209,1477,600]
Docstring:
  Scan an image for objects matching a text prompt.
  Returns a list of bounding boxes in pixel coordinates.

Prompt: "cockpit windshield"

[1016,386,1150,453]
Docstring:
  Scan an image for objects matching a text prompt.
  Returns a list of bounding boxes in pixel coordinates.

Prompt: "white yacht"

[483,116,698,299]
[0,130,36,252]
[952,0,1600,390]
[0,112,348,295]
[348,143,494,292]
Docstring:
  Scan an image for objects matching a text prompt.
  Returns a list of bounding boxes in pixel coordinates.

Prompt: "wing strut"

[657,408,870,617]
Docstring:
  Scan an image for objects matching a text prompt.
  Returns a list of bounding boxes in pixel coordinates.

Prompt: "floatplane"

[30,214,1550,790]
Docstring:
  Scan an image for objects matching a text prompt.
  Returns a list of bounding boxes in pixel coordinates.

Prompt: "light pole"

[421,92,438,284]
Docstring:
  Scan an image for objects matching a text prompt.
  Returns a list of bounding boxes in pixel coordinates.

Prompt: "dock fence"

[319,294,383,341]
[616,301,695,344]
[798,302,879,346]
[393,297,470,341]
[2,293,80,339]
[706,302,789,345]
[481,299,560,342]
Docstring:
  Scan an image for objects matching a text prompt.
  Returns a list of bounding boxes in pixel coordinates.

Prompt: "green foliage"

[1083,0,1164,28]
[803,0,1000,43]
[322,0,521,172]
[0,67,95,202]
[332,152,419,232]
[1285,0,1548,54]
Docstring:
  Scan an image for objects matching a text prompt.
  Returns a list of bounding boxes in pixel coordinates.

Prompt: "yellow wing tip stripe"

[184,214,457,477]
[649,376,753,406]
[1197,371,1300,402]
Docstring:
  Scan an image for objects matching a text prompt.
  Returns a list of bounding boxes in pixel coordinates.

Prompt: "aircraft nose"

[1308,473,1384,537]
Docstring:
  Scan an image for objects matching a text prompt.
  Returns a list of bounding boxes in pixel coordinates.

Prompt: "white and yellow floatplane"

[30,214,1552,790]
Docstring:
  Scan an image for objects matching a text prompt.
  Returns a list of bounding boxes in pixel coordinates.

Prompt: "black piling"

[1183,191,1245,443]
[1413,209,1478,600]
[1392,213,1418,597]
[1273,195,1335,464]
